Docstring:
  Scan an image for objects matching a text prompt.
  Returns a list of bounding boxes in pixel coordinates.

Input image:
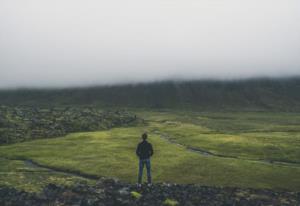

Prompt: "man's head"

[142,133,148,140]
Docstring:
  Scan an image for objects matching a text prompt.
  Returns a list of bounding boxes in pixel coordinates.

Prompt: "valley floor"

[0,110,300,192]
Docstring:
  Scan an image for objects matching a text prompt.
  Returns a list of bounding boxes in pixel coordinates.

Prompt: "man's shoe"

[137,183,142,188]
[147,183,152,187]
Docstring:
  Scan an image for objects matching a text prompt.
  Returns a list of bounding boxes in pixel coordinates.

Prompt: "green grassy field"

[0,110,300,192]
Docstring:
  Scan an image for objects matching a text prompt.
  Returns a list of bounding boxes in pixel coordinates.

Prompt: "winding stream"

[2,157,99,180]
[154,130,300,168]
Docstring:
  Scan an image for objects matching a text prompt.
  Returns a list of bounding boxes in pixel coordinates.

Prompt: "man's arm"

[136,143,140,157]
[149,143,154,156]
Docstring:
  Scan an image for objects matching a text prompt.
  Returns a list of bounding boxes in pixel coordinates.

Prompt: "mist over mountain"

[1,1,299,109]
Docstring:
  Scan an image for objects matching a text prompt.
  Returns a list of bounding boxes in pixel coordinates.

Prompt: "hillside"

[1,78,300,111]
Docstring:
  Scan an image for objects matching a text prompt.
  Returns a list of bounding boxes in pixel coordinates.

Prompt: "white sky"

[0,0,300,88]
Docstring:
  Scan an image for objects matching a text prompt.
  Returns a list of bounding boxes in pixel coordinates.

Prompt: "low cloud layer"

[0,0,300,88]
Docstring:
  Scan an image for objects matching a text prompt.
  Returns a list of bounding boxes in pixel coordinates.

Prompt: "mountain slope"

[0,78,300,111]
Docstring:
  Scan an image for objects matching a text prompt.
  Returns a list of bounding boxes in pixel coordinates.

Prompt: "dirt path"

[154,130,300,168]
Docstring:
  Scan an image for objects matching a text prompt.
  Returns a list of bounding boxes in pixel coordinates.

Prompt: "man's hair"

[142,133,148,140]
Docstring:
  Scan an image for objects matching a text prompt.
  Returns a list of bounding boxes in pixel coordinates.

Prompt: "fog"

[0,0,300,88]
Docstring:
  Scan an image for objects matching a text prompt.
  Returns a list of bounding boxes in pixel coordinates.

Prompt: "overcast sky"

[0,0,300,88]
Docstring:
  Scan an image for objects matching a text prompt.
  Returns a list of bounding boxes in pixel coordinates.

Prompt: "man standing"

[136,133,154,186]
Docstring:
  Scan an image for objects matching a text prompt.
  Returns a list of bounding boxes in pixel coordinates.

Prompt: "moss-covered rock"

[0,106,141,144]
[131,191,142,199]
[163,198,179,206]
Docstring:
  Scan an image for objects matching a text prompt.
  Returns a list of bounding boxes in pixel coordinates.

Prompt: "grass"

[0,110,300,192]
[140,111,300,163]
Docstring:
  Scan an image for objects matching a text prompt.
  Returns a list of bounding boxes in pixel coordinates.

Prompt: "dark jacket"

[136,140,154,159]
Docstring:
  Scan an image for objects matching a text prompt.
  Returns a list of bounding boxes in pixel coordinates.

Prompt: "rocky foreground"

[1,178,299,206]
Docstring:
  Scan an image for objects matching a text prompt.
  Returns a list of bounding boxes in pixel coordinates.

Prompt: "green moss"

[131,191,142,199]
[163,198,179,206]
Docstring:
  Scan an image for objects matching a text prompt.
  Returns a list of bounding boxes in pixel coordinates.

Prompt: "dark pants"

[138,159,151,184]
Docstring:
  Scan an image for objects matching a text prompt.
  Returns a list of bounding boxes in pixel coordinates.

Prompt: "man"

[136,132,154,186]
